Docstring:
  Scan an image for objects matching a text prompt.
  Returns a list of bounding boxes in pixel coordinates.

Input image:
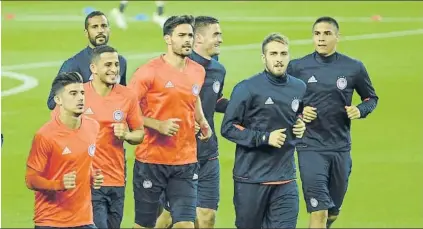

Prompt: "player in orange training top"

[128,15,212,229]
[85,45,145,229]
[25,72,103,229]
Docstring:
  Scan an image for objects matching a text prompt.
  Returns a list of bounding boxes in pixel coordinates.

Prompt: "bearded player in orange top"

[25,72,103,229]
[84,44,145,229]
[128,15,212,229]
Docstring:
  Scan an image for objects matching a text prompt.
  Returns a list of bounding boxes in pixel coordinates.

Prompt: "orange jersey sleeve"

[25,167,65,191]
[128,65,155,102]
[127,90,144,130]
[27,133,52,173]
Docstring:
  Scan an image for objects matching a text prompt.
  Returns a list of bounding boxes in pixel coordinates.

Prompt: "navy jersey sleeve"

[215,70,229,113]
[47,59,78,110]
[286,61,297,77]
[119,56,127,86]
[221,82,270,148]
[355,62,379,118]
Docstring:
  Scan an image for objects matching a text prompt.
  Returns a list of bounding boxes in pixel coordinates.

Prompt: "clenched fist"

[63,171,76,190]
[112,123,128,140]
[303,106,317,123]
[159,118,181,136]
[92,169,103,190]
[198,122,212,141]
[345,106,361,120]
[268,128,287,148]
[293,118,306,138]
[195,122,201,134]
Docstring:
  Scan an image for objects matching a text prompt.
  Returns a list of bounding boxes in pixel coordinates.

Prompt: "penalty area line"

[1,71,39,97]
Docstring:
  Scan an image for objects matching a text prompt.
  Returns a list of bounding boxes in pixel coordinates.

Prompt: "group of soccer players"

[25,8,379,229]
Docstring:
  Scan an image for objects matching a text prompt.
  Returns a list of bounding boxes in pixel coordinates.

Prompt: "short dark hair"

[194,16,219,33]
[163,15,195,36]
[313,16,339,31]
[261,33,289,54]
[85,11,108,30]
[91,45,118,63]
[51,72,83,96]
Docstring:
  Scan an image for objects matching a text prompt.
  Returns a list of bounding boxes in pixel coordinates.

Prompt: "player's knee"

[172,221,194,229]
[196,207,216,228]
[156,209,173,228]
[310,210,328,223]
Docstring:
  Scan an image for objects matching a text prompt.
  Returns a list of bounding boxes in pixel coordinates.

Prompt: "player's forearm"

[25,168,64,191]
[143,117,162,131]
[357,97,378,118]
[215,97,229,113]
[221,122,269,148]
[195,97,208,125]
[124,128,145,145]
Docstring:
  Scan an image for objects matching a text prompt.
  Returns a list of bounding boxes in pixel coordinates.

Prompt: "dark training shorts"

[92,186,125,229]
[298,150,352,215]
[233,180,299,229]
[133,160,199,228]
[162,157,220,211]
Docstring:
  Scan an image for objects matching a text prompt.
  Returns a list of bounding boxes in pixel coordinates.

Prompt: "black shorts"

[133,160,199,228]
[91,186,125,229]
[233,180,299,229]
[162,157,220,211]
[298,150,352,215]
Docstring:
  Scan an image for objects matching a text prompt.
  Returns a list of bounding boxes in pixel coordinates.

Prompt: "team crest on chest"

[212,81,220,94]
[113,109,124,122]
[336,76,348,90]
[88,144,96,157]
[192,84,200,96]
[291,98,300,113]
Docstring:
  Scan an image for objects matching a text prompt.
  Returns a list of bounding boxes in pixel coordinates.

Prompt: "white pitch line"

[1,71,39,97]
[5,15,423,23]
[3,29,423,72]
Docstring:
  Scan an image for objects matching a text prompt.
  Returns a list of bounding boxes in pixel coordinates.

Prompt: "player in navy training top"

[47,11,127,110]
[221,33,306,229]
[287,16,379,229]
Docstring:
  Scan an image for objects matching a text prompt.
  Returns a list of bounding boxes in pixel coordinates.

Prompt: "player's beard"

[103,76,118,86]
[207,42,221,57]
[266,61,285,77]
[173,48,191,58]
[73,110,84,117]
[172,41,192,58]
[89,34,109,47]
[65,104,84,117]
[99,72,118,86]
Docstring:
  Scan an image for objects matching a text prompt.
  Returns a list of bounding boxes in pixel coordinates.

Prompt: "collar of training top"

[191,51,211,67]
[264,70,288,85]
[85,46,94,54]
[314,51,339,64]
